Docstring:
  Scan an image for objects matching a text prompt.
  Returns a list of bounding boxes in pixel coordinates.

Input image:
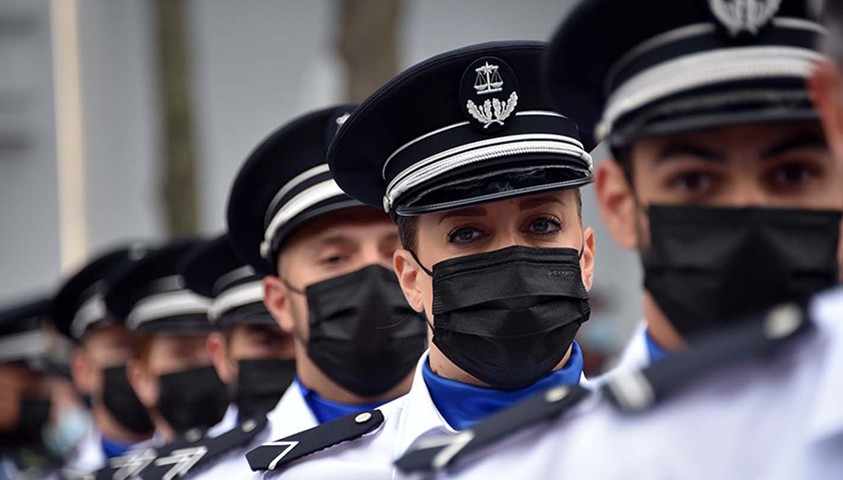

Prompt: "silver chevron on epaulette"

[152,446,208,480]
[109,448,156,480]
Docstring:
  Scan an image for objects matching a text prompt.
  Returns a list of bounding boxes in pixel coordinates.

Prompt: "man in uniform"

[394,1,843,477]
[106,239,229,446]
[245,41,596,479]
[51,245,155,477]
[153,105,427,480]
[580,0,842,369]
[130,234,298,480]
[182,234,296,429]
[0,297,81,479]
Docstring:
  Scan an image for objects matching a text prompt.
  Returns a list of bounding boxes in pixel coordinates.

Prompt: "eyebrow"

[655,142,726,164]
[761,132,828,159]
[519,195,566,210]
[438,206,487,225]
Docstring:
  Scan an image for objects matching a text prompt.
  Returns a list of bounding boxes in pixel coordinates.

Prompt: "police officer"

[245,41,596,479]
[0,297,77,479]
[50,245,155,477]
[182,234,296,430]
[393,1,843,477]
[567,0,842,370]
[130,234,298,480]
[105,238,228,446]
[170,105,427,480]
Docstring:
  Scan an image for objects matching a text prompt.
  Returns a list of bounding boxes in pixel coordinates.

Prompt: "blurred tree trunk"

[338,0,402,102]
[154,0,198,236]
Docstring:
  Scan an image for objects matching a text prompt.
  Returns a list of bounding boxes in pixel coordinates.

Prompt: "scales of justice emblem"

[465,61,518,130]
[708,0,782,36]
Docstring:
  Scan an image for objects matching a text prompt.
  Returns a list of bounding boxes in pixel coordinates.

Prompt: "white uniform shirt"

[59,423,105,477]
[191,382,318,480]
[441,287,843,480]
[261,351,453,480]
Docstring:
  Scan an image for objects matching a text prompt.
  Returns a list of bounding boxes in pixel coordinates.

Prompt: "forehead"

[285,206,396,246]
[632,121,826,157]
[422,189,578,221]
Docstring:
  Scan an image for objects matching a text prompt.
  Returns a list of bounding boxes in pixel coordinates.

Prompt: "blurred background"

[0,0,641,369]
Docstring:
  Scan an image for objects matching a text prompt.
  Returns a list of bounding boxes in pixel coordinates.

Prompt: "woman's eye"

[447,227,485,245]
[527,217,561,235]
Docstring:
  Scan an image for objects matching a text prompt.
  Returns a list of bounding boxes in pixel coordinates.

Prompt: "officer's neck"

[92,402,151,444]
[294,345,412,405]
[428,344,573,387]
[643,291,686,352]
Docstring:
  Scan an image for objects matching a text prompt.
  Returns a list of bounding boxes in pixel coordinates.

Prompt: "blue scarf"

[644,329,670,363]
[101,435,133,459]
[297,379,387,424]
[424,341,584,431]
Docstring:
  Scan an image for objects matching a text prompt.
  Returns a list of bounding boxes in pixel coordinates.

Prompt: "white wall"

[0,0,61,304]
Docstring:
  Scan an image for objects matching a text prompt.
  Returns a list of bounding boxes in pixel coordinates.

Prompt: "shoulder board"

[246,409,383,472]
[604,302,812,413]
[93,447,157,480]
[138,416,268,480]
[395,384,591,475]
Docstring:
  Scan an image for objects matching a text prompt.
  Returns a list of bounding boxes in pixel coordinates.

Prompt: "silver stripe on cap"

[260,179,347,259]
[126,290,211,330]
[0,330,50,363]
[265,164,331,225]
[597,46,826,142]
[604,18,826,94]
[383,133,592,212]
[208,280,265,322]
[212,265,256,295]
[70,294,107,339]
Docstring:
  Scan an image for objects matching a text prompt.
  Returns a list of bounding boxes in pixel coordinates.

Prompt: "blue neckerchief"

[296,379,386,424]
[423,341,584,431]
[644,329,670,363]
[100,435,132,459]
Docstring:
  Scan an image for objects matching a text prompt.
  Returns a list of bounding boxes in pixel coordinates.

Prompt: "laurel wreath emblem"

[466,91,518,129]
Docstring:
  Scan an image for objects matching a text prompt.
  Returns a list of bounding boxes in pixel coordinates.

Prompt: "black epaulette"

[138,416,268,480]
[246,409,384,472]
[395,384,591,475]
[604,302,813,413]
[93,447,157,480]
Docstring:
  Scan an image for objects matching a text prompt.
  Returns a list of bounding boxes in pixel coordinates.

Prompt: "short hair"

[396,190,584,251]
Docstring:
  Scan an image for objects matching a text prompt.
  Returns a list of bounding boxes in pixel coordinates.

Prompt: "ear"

[69,348,95,396]
[579,226,596,291]
[126,358,156,409]
[810,61,843,163]
[393,248,426,313]
[595,159,639,250]
[263,276,293,334]
[206,332,234,385]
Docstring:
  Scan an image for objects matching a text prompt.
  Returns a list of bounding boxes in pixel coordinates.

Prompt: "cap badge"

[708,0,782,37]
[461,57,519,134]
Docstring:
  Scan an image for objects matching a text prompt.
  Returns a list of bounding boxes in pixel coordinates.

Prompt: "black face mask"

[102,365,155,435]
[0,397,51,447]
[643,205,841,339]
[419,245,590,390]
[157,366,229,433]
[233,359,296,420]
[293,265,427,398]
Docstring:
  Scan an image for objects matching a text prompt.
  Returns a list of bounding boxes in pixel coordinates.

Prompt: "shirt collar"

[296,377,387,424]
[644,329,671,363]
[421,341,584,431]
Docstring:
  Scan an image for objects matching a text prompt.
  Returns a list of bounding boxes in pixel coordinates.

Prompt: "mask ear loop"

[279,277,306,295]
[407,249,434,277]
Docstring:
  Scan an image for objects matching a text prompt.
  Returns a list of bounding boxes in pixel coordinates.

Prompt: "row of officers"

[3,0,843,478]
